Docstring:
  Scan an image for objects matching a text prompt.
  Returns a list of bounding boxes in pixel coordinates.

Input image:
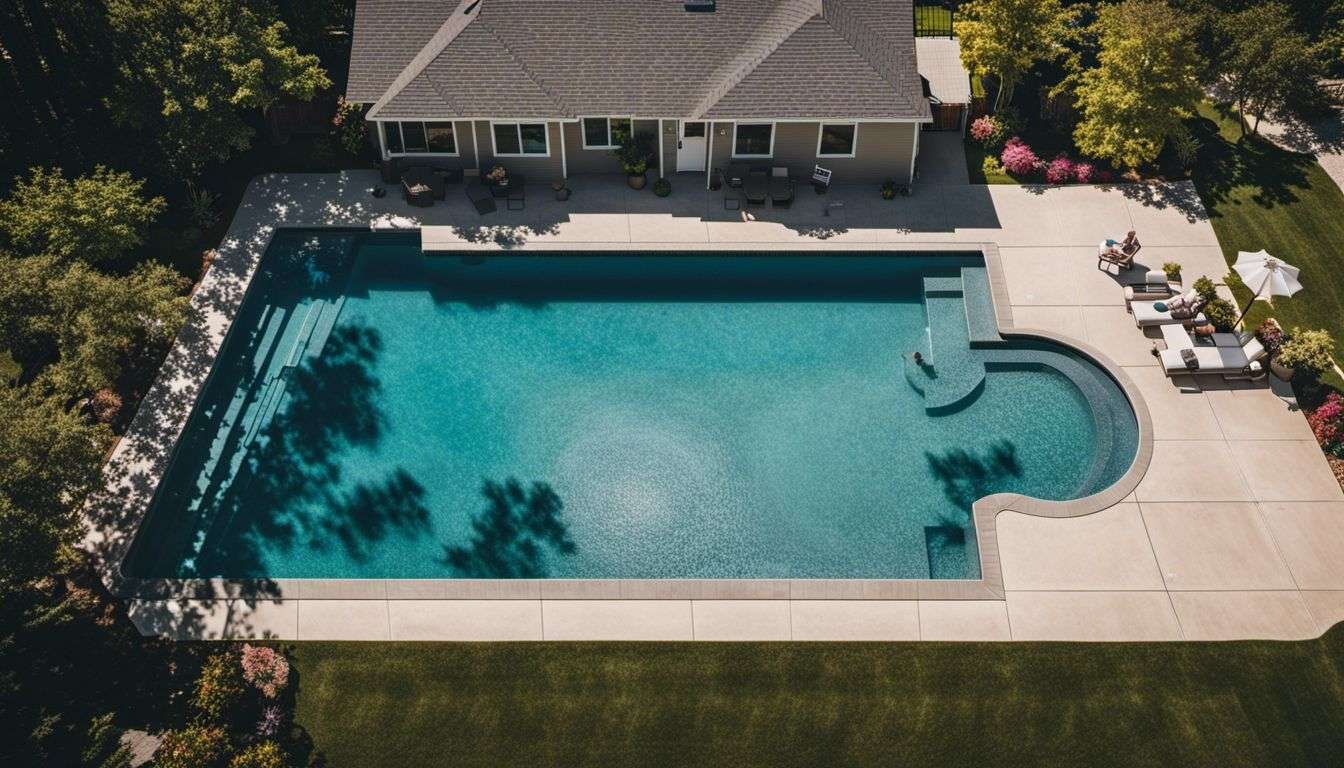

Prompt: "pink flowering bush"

[240,645,290,699]
[1308,393,1344,456]
[1073,162,1095,184]
[969,115,999,143]
[1045,154,1074,184]
[999,137,1040,176]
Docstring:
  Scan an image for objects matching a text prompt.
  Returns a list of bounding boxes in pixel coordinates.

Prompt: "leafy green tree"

[957,0,1079,109]
[107,0,330,179]
[39,261,189,399]
[0,167,165,266]
[1073,0,1203,169]
[0,386,109,602]
[1207,4,1327,133]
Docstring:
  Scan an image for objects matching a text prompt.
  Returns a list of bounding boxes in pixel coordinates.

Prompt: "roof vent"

[684,0,716,11]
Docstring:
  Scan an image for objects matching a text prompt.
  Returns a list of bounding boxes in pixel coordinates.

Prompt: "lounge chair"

[769,167,794,207]
[1097,232,1142,272]
[465,182,496,215]
[1160,336,1267,379]
[402,165,447,200]
[744,170,768,205]
[1132,288,1206,327]
[1123,270,1175,307]
[811,164,832,192]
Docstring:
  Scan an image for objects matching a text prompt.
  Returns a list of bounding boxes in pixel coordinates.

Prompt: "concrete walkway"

[94,171,1343,641]
[1256,109,1344,195]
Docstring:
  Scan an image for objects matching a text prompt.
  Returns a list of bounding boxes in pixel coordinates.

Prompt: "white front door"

[676,121,708,172]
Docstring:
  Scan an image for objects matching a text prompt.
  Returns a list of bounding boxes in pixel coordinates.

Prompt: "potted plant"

[1162,262,1182,284]
[1256,319,1290,379]
[612,127,656,190]
[652,177,671,197]
[880,180,897,200]
[551,179,570,201]
[484,165,508,187]
[1274,327,1336,382]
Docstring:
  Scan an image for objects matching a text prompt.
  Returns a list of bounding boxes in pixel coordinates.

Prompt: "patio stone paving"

[93,170,1344,641]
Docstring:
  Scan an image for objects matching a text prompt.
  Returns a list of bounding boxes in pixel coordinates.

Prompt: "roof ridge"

[474,23,573,117]
[367,0,484,119]
[686,0,823,119]
[819,0,909,92]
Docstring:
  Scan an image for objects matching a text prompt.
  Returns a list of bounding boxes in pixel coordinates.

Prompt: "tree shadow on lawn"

[1187,108,1316,217]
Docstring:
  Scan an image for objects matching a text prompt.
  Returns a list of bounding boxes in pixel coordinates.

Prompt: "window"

[681,121,706,138]
[382,122,403,154]
[817,123,857,157]
[732,123,774,157]
[492,122,549,156]
[381,121,458,155]
[581,117,631,149]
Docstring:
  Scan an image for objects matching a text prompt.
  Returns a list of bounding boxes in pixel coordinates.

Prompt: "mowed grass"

[914,5,953,36]
[292,629,1344,767]
[1190,102,1344,387]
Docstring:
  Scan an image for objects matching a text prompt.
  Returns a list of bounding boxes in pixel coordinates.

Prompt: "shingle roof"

[350,0,930,122]
[916,38,971,106]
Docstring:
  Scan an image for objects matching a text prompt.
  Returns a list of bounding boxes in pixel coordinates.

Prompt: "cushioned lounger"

[1132,301,1206,327]
[1159,338,1266,377]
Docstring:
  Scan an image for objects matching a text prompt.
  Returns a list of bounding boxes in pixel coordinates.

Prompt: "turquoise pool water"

[127,231,1138,580]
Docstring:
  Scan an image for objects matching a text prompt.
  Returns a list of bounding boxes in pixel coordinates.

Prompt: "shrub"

[1256,318,1285,355]
[1203,297,1237,332]
[185,183,220,230]
[240,645,290,699]
[1192,275,1218,302]
[1000,137,1041,176]
[1045,154,1074,184]
[981,155,1004,177]
[1307,392,1344,456]
[332,96,367,156]
[229,740,287,768]
[880,179,897,199]
[1096,169,1114,183]
[652,177,671,197]
[1073,162,1095,184]
[90,388,122,425]
[969,115,1000,144]
[195,651,245,721]
[155,725,226,768]
[1169,124,1201,170]
[1277,328,1336,376]
[611,127,656,175]
[1162,262,1182,280]
[994,105,1027,137]
[256,704,285,738]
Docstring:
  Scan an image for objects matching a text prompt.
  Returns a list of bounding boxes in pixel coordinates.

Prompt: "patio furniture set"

[1100,231,1269,381]
[392,163,527,215]
[716,163,817,210]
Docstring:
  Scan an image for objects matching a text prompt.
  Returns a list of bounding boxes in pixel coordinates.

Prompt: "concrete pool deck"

[86,170,1344,641]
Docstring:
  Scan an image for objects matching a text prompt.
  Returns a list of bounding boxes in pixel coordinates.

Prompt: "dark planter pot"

[627,173,647,190]
[554,188,571,201]
[1270,359,1295,382]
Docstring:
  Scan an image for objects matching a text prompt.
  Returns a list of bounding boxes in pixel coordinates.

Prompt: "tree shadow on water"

[925,440,1022,515]
[442,479,576,578]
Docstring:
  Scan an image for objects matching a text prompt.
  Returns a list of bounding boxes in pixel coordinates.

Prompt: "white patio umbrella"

[1232,250,1303,326]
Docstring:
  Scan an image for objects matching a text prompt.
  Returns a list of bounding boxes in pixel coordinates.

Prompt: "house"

[347,0,933,188]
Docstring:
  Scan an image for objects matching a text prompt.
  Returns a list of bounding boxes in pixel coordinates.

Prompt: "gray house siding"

[473,120,565,180]
[707,121,917,184]
[562,121,622,175]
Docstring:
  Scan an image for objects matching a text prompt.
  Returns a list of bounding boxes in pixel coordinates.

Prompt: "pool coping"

[82,215,1154,610]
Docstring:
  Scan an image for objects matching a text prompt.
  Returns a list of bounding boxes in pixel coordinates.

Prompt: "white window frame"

[730,121,775,158]
[490,120,550,157]
[381,121,460,157]
[816,122,859,158]
[580,116,632,150]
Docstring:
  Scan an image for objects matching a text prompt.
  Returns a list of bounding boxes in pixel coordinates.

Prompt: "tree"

[0,167,165,266]
[957,0,1079,109]
[40,261,189,400]
[107,0,330,179]
[0,386,109,603]
[1073,0,1203,169]
[1207,4,1327,132]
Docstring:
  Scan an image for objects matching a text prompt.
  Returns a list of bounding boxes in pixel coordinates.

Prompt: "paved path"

[1256,110,1344,195]
[96,171,1343,641]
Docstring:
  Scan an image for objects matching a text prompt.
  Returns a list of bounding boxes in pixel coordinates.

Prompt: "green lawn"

[914,6,953,36]
[1188,102,1344,388]
[292,630,1344,767]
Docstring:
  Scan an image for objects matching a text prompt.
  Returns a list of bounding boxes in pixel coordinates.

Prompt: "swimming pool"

[126,231,1138,581]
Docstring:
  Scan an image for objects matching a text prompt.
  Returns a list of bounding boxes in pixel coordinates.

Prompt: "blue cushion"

[1153,301,1168,312]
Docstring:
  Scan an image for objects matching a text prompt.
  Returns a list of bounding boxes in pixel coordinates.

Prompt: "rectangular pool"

[126,231,1136,580]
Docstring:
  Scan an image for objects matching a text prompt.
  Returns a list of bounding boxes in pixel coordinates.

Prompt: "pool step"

[960,267,1001,345]
[917,291,986,413]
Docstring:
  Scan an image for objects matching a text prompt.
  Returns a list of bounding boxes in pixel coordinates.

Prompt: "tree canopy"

[107,0,330,179]
[957,0,1079,109]
[1206,3,1327,132]
[1073,0,1204,169]
[0,166,165,266]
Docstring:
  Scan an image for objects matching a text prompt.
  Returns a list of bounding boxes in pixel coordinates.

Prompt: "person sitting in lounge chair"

[1097,230,1141,271]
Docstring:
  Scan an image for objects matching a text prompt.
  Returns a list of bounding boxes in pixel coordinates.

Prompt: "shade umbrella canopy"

[1234,250,1303,299]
